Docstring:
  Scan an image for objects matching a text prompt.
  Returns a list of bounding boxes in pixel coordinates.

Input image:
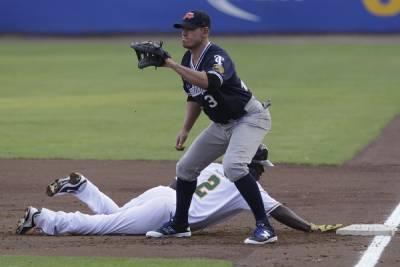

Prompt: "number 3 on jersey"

[204,95,218,108]
[195,175,221,198]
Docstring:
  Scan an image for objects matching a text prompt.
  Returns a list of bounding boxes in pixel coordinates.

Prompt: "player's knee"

[223,161,249,182]
[176,160,198,182]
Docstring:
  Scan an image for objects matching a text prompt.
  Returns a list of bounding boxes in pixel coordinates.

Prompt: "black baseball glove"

[130,41,171,69]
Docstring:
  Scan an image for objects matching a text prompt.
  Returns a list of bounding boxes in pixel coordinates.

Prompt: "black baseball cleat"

[46,172,87,197]
[16,206,40,235]
[146,220,191,238]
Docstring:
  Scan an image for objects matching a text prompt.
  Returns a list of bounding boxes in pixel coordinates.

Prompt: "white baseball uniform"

[35,163,280,235]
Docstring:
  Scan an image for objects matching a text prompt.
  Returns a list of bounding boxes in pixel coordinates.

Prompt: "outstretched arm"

[270,205,312,232]
[165,58,209,89]
[270,205,343,233]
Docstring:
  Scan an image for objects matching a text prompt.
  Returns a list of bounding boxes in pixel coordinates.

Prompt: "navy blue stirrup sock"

[173,178,197,228]
[234,172,270,226]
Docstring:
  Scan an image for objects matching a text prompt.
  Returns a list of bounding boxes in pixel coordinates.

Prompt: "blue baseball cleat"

[146,219,191,238]
[244,223,278,245]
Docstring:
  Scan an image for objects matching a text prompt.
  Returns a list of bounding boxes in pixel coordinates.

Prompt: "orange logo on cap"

[183,12,194,20]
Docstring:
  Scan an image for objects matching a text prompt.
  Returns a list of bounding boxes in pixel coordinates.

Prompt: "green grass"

[0,40,399,164]
[0,255,231,267]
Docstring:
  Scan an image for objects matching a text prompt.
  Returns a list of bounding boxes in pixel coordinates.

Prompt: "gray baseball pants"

[176,97,271,182]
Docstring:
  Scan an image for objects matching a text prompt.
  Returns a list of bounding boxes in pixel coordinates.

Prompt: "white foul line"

[354,202,400,267]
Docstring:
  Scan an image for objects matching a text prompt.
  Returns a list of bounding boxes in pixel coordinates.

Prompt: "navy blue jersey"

[181,42,252,124]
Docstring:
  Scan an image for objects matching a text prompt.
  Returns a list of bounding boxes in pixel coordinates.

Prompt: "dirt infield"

[1,115,399,266]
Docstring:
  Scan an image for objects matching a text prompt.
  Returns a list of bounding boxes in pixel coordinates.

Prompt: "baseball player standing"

[146,10,276,245]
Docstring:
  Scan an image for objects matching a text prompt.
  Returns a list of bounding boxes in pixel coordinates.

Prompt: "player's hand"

[175,130,188,151]
[164,58,177,68]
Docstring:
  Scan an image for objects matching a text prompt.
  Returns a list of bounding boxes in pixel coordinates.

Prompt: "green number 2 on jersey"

[195,175,221,198]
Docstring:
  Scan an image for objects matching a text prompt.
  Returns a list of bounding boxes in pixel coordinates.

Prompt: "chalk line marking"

[354,202,400,267]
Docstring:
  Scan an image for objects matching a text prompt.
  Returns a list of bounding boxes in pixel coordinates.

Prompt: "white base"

[336,224,397,236]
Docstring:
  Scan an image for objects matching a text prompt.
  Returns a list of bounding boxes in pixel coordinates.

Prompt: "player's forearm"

[270,206,311,232]
[167,60,209,89]
[182,101,201,133]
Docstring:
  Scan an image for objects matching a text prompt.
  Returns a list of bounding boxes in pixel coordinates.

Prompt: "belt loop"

[244,96,256,113]
[262,98,272,109]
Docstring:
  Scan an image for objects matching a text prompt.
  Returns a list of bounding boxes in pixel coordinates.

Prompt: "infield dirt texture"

[1,36,400,267]
[1,115,399,266]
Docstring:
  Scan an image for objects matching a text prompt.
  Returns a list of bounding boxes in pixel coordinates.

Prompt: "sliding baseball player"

[16,145,342,237]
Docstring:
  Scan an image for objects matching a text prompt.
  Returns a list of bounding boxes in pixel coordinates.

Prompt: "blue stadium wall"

[1,0,400,34]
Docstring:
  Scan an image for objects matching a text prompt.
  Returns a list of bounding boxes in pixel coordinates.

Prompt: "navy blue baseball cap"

[173,10,211,30]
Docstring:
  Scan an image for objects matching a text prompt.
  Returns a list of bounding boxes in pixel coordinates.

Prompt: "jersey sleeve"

[187,95,196,102]
[204,51,235,89]
[259,187,281,214]
[236,183,281,214]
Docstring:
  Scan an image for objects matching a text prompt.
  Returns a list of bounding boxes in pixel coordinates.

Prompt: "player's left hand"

[311,223,344,233]
[164,58,177,68]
